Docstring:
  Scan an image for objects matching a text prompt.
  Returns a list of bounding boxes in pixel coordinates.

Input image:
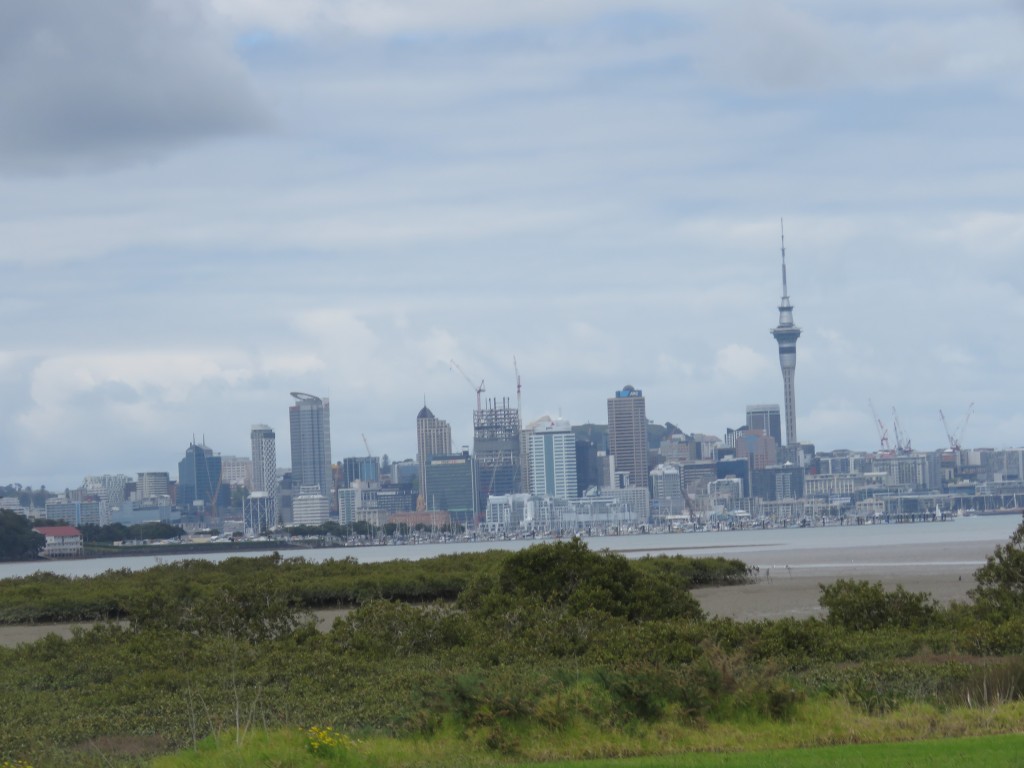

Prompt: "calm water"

[2,514,1019,581]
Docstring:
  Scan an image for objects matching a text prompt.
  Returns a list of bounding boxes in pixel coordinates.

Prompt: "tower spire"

[780,218,790,302]
[771,220,802,447]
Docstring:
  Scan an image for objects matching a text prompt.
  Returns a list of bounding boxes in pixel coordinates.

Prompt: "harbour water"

[2,513,1019,581]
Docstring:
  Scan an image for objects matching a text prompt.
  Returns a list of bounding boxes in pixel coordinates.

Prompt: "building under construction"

[473,397,522,515]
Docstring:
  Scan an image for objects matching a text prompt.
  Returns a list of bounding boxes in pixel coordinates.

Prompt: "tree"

[0,509,45,561]
[970,517,1024,619]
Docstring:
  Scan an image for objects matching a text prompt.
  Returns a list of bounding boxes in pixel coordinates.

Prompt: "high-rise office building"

[745,404,782,447]
[607,385,649,490]
[250,424,278,527]
[474,397,521,511]
[289,392,333,498]
[424,451,478,525]
[527,416,578,499]
[770,224,802,446]
[416,405,452,504]
[177,441,230,513]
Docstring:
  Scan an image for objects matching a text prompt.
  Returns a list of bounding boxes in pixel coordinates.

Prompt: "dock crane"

[940,403,974,452]
[869,399,890,451]
[449,358,485,411]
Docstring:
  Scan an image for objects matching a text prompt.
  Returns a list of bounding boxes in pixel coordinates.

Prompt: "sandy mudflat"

[693,539,997,621]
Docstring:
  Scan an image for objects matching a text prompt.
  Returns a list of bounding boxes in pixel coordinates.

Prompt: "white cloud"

[714,345,771,381]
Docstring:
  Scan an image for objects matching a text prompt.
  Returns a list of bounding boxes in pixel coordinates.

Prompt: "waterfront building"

[650,463,685,517]
[44,496,104,527]
[292,485,329,526]
[32,526,84,558]
[752,464,805,501]
[770,225,802,446]
[526,416,578,499]
[289,392,333,498]
[424,451,477,526]
[243,492,275,535]
[607,385,649,491]
[416,405,452,505]
[250,424,278,526]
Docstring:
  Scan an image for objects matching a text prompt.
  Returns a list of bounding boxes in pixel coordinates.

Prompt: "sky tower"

[771,221,802,446]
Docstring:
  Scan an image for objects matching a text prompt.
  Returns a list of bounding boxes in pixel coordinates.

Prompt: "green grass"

[144,699,1024,768]
[531,735,1024,767]
[146,732,1024,768]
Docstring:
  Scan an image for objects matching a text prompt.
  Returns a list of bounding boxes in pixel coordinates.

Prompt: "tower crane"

[513,356,522,418]
[869,399,890,452]
[362,433,373,458]
[891,407,911,454]
[940,403,974,452]
[449,358,485,412]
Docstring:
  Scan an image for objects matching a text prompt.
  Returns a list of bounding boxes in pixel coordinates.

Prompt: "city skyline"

[2,3,1023,488]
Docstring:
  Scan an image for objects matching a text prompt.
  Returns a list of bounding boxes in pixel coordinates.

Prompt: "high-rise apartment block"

[526,416,578,499]
[607,385,649,491]
[250,424,278,528]
[416,405,452,504]
[289,392,333,498]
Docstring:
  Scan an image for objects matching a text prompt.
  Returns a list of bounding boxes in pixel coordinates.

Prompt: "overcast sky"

[2,1,1023,490]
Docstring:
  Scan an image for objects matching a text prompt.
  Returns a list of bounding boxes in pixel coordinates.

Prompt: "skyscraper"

[289,392,333,498]
[745,404,782,447]
[250,424,278,526]
[416,404,452,504]
[178,441,230,514]
[526,416,578,499]
[607,385,648,490]
[474,397,522,512]
[770,224,802,446]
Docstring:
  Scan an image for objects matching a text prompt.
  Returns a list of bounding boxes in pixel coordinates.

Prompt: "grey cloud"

[0,0,270,174]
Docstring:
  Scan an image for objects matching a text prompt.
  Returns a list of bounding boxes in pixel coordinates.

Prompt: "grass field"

[145,701,1024,768]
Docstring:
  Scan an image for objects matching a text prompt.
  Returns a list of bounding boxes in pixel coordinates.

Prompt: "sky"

[2,0,1024,490]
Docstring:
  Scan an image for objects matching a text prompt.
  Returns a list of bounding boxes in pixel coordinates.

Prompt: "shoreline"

[693,539,994,621]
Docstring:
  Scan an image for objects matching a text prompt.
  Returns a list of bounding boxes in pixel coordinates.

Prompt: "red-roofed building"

[32,526,84,559]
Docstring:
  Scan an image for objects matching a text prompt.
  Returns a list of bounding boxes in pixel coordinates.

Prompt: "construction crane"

[940,403,974,452]
[450,358,485,411]
[869,399,890,452]
[361,433,372,458]
[891,407,912,454]
[513,356,522,417]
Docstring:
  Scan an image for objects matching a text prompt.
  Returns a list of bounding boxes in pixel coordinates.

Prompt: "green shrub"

[819,579,938,631]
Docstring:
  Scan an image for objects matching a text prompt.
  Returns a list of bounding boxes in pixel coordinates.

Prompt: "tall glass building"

[289,393,333,499]
[607,385,649,491]
[250,424,278,528]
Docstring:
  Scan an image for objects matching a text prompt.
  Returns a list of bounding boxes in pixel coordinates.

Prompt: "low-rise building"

[32,526,84,558]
